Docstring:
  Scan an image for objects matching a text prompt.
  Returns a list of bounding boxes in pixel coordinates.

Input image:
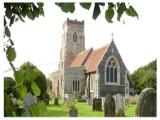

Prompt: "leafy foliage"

[29,102,47,116]
[4,77,16,94]
[17,62,47,99]
[80,3,92,10]
[105,3,114,23]
[55,3,75,13]
[31,81,41,96]
[4,95,15,117]
[16,85,27,99]
[131,59,157,94]
[56,2,138,23]
[6,46,16,62]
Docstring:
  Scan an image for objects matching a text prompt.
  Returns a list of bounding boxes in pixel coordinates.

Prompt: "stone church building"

[49,18,134,101]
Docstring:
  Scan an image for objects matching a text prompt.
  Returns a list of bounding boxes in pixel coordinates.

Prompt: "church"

[49,18,134,101]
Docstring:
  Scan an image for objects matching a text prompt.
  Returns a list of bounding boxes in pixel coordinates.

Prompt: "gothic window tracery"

[106,58,118,83]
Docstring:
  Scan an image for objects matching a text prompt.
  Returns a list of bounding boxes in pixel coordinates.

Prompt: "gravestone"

[136,88,156,117]
[23,93,37,116]
[43,93,50,105]
[23,93,37,109]
[93,98,96,111]
[115,94,125,116]
[104,93,116,117]
[93,98,102,111]
[54,97,59,105]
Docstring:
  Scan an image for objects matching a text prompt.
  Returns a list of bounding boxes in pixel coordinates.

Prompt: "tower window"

[73,33,77,42]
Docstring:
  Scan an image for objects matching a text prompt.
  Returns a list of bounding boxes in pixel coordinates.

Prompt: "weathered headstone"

[104,93,116,117]
[54,97,59,105]
[23,93,37,116]
[23,93,37,109]
[115,94,125,116]
[43,93,50,105]
[136,88,156,117]
[93,98,102,111]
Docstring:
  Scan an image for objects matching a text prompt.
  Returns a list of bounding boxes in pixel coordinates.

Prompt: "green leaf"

[31,81,41,96]
[93,3,101,19]
[14,70,24,84]
[27,10,35,20]
[57,3,75,13]
[105,3,115,23]
[126,5,138,18]
[4,17,7,26]
[117,3,126,21]
[80,3,91,10]
[37,3,44,8]
[9,15,15,27]
[29,102,47,116]
[16,85,27,98]
[9,39,14,46]
[5,26,11,37]
[6,47,16,62]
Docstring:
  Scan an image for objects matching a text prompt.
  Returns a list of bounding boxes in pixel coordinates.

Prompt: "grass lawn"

[44,98,136,117]
[125,104,137,117]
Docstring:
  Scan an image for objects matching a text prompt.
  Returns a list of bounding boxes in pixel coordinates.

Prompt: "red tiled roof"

[84,45,109,73]
[70,44,109,73]
[70,48,93,67]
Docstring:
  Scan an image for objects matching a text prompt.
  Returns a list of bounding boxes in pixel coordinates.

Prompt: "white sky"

[3,1,159,78]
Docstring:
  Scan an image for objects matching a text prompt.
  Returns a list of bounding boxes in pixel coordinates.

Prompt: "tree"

[17,62,47,99]
[131,60,157,94]
[56,2,138,23]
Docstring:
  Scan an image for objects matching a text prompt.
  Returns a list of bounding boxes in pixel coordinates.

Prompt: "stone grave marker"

[43,93,50,105]
[104,93,116,117]
[115,94,125,116]
[23,93,37,116]
[93,98,102,111]
[136,88,156,117]
[54,97,59,105]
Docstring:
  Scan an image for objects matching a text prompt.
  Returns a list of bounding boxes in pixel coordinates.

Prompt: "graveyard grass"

[43,99,136,117]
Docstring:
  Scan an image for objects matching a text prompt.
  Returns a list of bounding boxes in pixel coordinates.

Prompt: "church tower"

[59,18,85,70]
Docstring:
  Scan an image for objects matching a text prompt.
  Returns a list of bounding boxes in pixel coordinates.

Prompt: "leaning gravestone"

[23,93,37,116]
[115,94,125,116]
[43,93,49,105]
[136,88,156,117]
[104,93,116,117]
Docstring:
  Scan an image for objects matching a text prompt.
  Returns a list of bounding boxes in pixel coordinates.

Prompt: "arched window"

[106,58,118,83]
[73,33,77,42]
